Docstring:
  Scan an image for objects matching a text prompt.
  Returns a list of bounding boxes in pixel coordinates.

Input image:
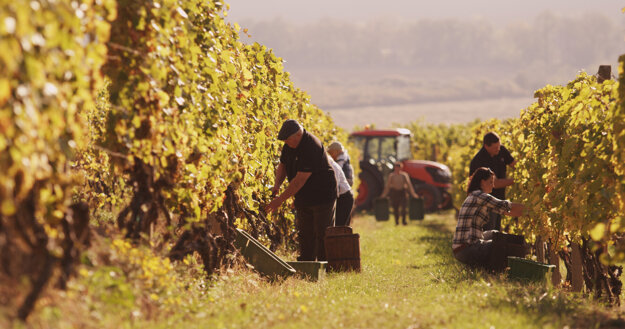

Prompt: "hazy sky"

[225,0,625,25]
[223,0,625,128]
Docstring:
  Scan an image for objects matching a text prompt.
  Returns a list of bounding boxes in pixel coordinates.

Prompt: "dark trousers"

[389,189,407,224]
[488,232,528,271]
[295,200,336,261]
[485,212,502,231]
[335,191,354,227]
[454,240,492,268]
[453,233,528,272]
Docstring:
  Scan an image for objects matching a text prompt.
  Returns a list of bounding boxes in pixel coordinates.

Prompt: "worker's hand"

[270,185,280,198]
[508,202,524,217]
[483,230,499,240]
[265,197,283,214]
[411,192,420,199]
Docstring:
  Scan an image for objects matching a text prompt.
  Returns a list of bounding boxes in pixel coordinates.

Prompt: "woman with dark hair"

[452,167,525,270]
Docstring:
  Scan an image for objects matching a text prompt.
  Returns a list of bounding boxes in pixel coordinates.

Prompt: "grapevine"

[1,0,350,320]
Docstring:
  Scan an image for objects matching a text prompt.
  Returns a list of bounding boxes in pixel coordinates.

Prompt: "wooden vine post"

[431,144,438,162]
[535,236,545,263]
[597,65,611,83]
[548,244,562,287]
[571,243,584,292]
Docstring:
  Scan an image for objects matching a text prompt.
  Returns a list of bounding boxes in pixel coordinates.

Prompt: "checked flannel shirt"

[452,190,511,248]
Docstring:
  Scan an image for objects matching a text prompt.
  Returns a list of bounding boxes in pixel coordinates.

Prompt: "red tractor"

[349,128,453,212]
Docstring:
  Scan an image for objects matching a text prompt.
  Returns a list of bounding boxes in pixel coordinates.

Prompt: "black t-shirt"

[469,145,514,199]
[280,130,337,207]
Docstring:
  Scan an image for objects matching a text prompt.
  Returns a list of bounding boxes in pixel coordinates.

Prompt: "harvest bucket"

[409,197,424,220]
[374,198,389,221]
[324,226,361,272]
[487,233,529,272]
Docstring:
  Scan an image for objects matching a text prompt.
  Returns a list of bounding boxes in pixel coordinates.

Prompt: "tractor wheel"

[355,171,381,211]
[413,184,442,212]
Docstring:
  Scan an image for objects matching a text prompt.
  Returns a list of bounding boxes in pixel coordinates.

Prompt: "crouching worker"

[452,167,527,271]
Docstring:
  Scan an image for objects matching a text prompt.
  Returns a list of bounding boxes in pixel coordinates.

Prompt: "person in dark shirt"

[469,132,516,231]
[266,119,337,261]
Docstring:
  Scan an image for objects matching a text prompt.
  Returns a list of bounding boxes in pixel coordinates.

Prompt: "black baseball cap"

[277,119,301,140]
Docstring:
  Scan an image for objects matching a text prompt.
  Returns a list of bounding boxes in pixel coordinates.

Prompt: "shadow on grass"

[484,282,625,329]
[416,212,625,328]
[406,224,494,284]
[419,222,454,235]
[408,262,453,270]
[412,235,450,242]
[410,230,454,258]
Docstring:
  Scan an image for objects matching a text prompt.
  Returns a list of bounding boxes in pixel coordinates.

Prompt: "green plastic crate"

[409,197,424,220]
[507,256,555,284]
[287,261,327,282]
[234,228,296,279]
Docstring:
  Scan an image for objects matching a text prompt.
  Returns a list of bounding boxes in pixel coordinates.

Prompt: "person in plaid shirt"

[452,167,524,269]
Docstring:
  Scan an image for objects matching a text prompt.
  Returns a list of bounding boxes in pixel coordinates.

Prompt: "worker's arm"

[404,172,420,199]
[493,177,514,189]
[506,202,524,217]
[495,150,516,187]
[500,146,516,170]
[266,171,312,213]
[271,163,287,196]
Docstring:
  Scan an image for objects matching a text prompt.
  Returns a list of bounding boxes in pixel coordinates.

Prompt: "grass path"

[12,211,625,328]
[167,211,623,329]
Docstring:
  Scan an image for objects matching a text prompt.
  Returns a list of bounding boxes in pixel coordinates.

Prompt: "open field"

[326,97,533,130]
[287,67,539,130]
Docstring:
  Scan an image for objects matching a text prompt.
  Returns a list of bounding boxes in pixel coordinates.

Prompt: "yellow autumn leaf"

[590,223,606,241]
[0,79,10,105]
[1,200,16,215]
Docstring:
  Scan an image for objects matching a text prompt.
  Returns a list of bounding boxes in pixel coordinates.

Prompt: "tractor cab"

[350,128,412,179]
[349,128,453,212]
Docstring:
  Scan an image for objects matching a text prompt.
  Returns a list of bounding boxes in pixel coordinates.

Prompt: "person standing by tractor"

[266,119,338,261]
[469,132,516,231]
[380,162,421,225]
